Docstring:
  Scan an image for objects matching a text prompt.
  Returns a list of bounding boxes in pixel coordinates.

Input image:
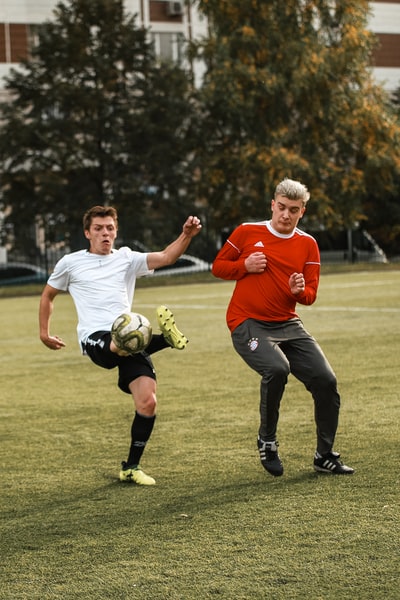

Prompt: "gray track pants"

[231,318,340,455]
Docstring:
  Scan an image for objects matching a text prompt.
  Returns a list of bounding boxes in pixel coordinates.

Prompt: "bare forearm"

[161,232,192,264]
[147,216,201,270]
[39,286,65,350]
[39,295,53,340]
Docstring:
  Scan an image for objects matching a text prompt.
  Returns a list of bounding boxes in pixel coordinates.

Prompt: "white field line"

[137,303,400,313]
[321,279,400,289]
[299,306,400,313]
[137,277,400,312]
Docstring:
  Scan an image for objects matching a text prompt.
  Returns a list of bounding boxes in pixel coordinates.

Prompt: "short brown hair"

[82,206,118,232]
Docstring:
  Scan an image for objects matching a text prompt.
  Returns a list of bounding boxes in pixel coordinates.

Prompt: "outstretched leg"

[156,305,188,350]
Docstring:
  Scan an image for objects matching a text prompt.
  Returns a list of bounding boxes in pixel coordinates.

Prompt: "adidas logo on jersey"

[254,241,264,247]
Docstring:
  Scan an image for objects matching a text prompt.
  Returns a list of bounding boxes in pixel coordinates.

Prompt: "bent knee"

[137,393,157,416]
[308,370,337,393]
[129,377,157,416]
[263,362,290,381]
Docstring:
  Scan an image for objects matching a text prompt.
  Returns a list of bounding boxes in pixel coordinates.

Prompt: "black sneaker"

[257,437,284,477]
[314,451,354,475]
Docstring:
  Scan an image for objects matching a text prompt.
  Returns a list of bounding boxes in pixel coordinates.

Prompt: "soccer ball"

[111,312,152,355]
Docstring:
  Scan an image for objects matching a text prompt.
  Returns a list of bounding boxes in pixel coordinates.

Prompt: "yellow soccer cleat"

[156,305,188,350]
[119,462,156,485]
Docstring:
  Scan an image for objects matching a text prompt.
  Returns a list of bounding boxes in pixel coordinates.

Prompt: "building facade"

[0,0,208,100]
[369,0,400,91]
[0,2,399,96]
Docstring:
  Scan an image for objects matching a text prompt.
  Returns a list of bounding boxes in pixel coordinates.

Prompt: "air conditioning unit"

[167,1,184,17]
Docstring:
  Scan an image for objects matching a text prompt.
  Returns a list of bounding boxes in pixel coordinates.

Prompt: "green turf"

[1,270,399,599]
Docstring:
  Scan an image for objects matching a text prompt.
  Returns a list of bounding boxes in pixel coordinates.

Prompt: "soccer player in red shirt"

[212,178,354,476]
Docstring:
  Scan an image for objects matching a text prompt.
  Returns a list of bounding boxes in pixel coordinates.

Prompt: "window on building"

[151,31,185,64]
[28,24,45,55]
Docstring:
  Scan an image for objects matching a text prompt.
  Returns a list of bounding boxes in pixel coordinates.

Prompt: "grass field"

[0,269,399,599]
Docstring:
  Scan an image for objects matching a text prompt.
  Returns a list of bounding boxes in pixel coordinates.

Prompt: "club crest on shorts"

[248,337,259,351]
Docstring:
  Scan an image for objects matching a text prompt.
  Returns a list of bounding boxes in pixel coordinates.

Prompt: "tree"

[362,86,400,257]
[191,0,400,245]
[0,0,196,259]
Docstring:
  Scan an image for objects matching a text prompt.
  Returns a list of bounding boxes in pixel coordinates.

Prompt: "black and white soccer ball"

[111,312,152,355]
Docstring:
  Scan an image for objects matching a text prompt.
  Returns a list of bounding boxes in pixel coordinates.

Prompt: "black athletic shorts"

[82,331,156,394]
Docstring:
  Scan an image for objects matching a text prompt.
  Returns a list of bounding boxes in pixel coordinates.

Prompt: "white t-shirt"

[47,247,153,345]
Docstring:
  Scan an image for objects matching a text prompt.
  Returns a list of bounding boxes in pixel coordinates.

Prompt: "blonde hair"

[274,178,310,205]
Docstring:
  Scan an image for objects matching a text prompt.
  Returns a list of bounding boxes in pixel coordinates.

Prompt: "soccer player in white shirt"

[39,205,202,485]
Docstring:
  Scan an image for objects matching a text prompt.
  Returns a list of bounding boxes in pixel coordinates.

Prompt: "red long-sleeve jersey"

[212,220,321,332]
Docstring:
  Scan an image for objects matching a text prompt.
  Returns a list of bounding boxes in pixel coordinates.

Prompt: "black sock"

[126,412,156,466]
[146,333,169,354]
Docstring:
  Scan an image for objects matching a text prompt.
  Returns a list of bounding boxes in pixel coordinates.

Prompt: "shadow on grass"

[1,459,358,564]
